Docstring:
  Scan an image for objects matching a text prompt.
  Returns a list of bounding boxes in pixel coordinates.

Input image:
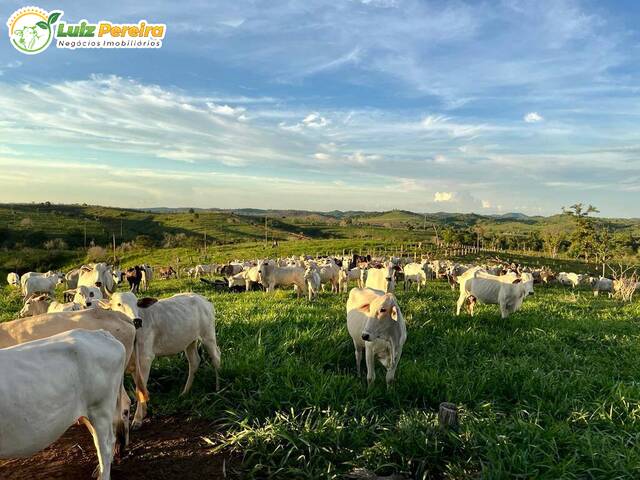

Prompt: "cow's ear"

[137,297,158,308]
[513,278,522,284]
[358,304,370,314]
[391,305,399,321]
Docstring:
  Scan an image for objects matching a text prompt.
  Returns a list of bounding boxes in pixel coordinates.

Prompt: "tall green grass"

[3,276,638,478]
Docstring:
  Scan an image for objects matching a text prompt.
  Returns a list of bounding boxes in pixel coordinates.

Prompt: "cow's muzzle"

[95,281,103,287]
[133,318,143,329]
[361,333,370,341]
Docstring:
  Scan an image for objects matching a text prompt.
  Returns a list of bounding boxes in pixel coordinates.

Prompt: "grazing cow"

[78,263,116,297]
[364,263,396,293]
[0,307,148,437]
[258,260,307,297]
[304,267,321,301]
[126,266,143,293]
[402,263,428,292]
[591,277,613,297]
[227,272,248,293]
[219,263,244,278]
[456,271,534,319]
[157,266,176,280]
[243,265,262,291]
[346,288,407,386]
[23,273,63,299]
[0,329,128,480]
[6,272,19,287]
[102,292,221,429]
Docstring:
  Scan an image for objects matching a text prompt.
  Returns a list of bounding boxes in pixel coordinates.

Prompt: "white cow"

[304,267,321,301]
[338,266,363,293]
[6,272,19,287]
[73,285,104,308]
[48,300,83,313]
[0,307,149,437]
[102,292,221,429]
[78,263,116,297]
[402,263,427,292]
[318,260,340,293]
[346,288,407,386]
[23,273,63,299]
[20,270,60,295]
[557,272,584,288]
[364,263,396,293]
[19,294,52,317]
[0,329,128,480]
[258,260,307,297]
[456,271,534,319]
[65,268,81,289]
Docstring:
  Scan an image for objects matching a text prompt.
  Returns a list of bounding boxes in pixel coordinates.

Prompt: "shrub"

[86,246,108,262]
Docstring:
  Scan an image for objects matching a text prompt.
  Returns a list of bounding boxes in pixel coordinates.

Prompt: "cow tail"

[133,335,149,403]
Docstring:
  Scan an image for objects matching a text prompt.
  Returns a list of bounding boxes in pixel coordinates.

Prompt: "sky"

[1,0,640,217]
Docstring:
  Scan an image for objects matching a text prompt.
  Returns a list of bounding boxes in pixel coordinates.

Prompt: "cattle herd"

[0,254,628,478]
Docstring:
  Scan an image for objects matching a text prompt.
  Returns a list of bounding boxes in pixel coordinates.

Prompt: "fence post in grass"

[439,402,458,430]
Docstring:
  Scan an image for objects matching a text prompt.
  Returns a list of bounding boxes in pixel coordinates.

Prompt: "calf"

[346,288,407,386]
[0,329,128,480]
[23,274,62,299]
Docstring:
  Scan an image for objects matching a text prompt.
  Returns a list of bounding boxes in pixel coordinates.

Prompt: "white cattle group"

[1,250,625,476]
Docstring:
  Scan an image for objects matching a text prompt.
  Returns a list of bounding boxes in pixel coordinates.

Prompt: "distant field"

[2,272,640,478]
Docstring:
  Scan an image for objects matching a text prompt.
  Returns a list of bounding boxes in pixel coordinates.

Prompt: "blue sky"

[1,0,640,216]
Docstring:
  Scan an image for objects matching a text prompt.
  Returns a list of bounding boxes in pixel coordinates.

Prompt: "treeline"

[439,204,640,263]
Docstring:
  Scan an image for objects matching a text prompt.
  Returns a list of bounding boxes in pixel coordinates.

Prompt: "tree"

[563,203,599,261]
[541,226,566,258]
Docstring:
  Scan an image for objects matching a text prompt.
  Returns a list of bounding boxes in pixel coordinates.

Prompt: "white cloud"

[482,199,491,208]
[434,191,454,202]
[524,112,544,123]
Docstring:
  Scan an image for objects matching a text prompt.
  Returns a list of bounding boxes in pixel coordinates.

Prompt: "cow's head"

[359,293,401,342]
[100,292,143,328]
[19,293,51,318]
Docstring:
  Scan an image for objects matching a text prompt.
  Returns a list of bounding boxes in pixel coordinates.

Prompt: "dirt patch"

[0,416,239,479]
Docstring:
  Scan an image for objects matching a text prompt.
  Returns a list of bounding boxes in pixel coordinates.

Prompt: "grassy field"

[2,261,640,478]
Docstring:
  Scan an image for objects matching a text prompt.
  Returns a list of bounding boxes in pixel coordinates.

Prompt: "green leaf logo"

[36,21,49,30]
[48,12,61,25]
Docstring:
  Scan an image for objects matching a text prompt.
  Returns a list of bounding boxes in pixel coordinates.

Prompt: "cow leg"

[365,343,376,387]
[81,412,114,480]
[456,292,467,316]
[353,340,362,376]
[202,333,222,391]
[182,341,201,396]
[132,354,154,430]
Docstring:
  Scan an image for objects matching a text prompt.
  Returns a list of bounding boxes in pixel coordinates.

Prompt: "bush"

[86,246,108,262]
